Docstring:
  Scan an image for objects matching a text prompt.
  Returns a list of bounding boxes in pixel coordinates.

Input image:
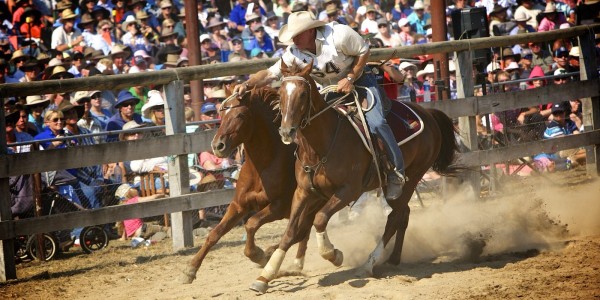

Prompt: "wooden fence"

[0,25,599,281]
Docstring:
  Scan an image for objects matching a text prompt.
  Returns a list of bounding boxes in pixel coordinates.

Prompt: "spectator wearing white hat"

[200,34,220,63]
[121,15,152,53]
[538,2,568,32]
[141,90,166,125]
[397,18,414,46]
[398,61,419,99]
[360,5,380,34]
[406,0,430,35]
[514,0,544,30]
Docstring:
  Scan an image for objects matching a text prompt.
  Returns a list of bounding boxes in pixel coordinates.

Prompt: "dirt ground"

[1,168,600,299]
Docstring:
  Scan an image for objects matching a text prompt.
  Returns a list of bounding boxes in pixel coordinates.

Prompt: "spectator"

[538,2,567,32]
[488,4,509,36]
[5,108,34,154]
[25,95,49,134]
[157,0,177,28]
[51,9,84,52]
[392,0,413,20]
[360,5,379,34]
[7,49,28,83]
[229,0,264,33]
[138,10,160,44]
[110,44,131,74]
[73,90,105,144]
[248,24,274,54]
[514,0,544,30]
[141,90,165,125]
[121,15,152,53]
[87,90,113,129]
[115,183,166,241]
[529,41,553,73]
[199,34,220,63]
[199,102,218,130]
[407,0,430,35]
[228,36,248,61]
[122,0,160,34]
[510,11,536,35]
[105,90,143,142]
[206,18,231,54]
[19,58,40,83]
[397,18,414,46]
[13,104,38,137]
[375,18,402,48]
[398,61,419,99]
[96,19,116,55]
[264,11,281,41]
[273,0,292,20]
[241,12,262,53]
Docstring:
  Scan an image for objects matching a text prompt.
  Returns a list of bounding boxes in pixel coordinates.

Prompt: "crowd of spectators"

[4,0,600,244]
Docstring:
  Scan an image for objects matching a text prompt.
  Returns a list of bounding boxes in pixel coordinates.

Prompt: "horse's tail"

[428,108,461,176]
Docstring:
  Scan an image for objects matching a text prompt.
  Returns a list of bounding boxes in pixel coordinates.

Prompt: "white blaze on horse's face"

[283,81,297,125]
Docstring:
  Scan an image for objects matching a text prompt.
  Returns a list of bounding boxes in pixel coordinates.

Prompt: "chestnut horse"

[181,87,309,284]
[249,61,460,293]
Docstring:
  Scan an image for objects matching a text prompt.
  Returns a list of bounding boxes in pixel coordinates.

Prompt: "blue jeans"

[353,72,405,173]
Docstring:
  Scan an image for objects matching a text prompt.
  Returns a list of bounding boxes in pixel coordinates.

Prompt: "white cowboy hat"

[278,11,326,43]
[141,90,165,119]
[398,61,417,72]
[569,46,580,57]
[412,0,425,10]
[416,63,434,81]
[25,95,49,106]
[504,61,520,71]
[543,2,558,13]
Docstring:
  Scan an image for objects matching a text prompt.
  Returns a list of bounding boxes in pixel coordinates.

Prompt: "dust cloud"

[325,177,599,267]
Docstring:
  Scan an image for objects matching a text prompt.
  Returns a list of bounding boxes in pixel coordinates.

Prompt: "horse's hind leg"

[244,204,285,266]
[291,233,309,272]
[181,202,246,284]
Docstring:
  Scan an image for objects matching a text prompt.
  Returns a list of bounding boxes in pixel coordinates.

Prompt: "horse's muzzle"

[279,126,297,145]
[211,137,229,158]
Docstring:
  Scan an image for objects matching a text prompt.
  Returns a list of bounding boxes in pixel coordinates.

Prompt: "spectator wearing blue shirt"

[105,90,143,142]
[229,0,266,33]
[247,24,274,55]
[25,95,50,134]
[407,0,430,35]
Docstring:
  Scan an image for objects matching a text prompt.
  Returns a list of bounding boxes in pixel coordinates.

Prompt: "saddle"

[334,100,424,153]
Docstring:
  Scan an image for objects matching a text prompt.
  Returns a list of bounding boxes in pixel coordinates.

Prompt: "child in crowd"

[115,183,169,244]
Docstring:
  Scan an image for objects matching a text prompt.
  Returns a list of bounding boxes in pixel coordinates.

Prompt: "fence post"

[163,80,194,250]
[578,30,600,177]
[0,107,17,281]
[454,51,481,197]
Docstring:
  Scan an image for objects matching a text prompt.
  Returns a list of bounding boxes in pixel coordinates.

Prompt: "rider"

[234,11,406,199]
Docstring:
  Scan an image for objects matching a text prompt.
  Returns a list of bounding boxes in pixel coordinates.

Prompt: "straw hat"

[119,120,146,141]
[159,0,172,9]
[245,13,261,23]
[111,44,132,59]
[489,4,507,16]
[55,0,71,11]
[412,0,425,10]
[416,63,434,81]
[278,11,326,43]
[49,65,74,79]
[569,46,580,57]
[61,8,77,20]
[25,95,49,107]
[136,10,149,20]
[141,90,165,119]
[115,184,132,199]
[9,49,29,63]
[199,34,212,43]
[77,13,94,29]
[71,90,91,104]
[208,88,227,100]
[59,102,84,119]
[163,53,180,67]
[206,18,226,29]
[36,52,51,65]
[159,28,178,41]
[504,61,520,71]
[398,61,417,72]
[513,10,531,22]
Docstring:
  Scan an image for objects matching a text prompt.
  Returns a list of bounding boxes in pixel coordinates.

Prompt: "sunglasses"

[102,27,111,31]
[119,102,135,108]
[50,118,65,123]
[556,54,568,59]
[151,106,164,111]
[232,40,242,45]
[378,24,387,28]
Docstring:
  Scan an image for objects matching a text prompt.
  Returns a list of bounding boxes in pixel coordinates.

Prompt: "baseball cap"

[554,68,567,76]
[134,55,146,66]
[554,46,569,57]
[201,102,217,114]
[551,103,565,114]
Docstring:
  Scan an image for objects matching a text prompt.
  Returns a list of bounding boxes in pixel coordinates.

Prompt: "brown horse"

[249,61,460,293]
[181,87,308,284]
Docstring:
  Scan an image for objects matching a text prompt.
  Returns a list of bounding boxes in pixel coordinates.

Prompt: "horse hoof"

[179,267,197,284]
[249,280,268,294]
[332,249,344,267]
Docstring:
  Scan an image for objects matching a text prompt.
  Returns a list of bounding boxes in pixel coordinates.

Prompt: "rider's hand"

[233,82,249,98]
[337,77,354,94]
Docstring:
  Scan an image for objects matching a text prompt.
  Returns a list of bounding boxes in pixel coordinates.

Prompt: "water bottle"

[131,237,145,248]
[423,80,431,102]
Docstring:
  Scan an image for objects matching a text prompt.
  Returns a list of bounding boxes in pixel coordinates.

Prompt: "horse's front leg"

[313,186,363,267]
[243,203,285,266]
[250,188,317,294]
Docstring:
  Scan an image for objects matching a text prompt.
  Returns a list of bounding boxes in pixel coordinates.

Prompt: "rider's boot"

[386,168,407,200]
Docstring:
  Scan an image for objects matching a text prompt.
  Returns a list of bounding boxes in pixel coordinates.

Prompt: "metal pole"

[430,0,449,100]
[184,0,204,121]
[32,162,46,261]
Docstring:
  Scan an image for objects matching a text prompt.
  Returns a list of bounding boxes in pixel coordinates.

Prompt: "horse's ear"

[225,85,233,97]
[281,59,290,75]
[300,59,313,76]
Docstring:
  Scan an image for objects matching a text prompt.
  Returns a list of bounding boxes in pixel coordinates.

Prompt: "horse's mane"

[248,86,281,120]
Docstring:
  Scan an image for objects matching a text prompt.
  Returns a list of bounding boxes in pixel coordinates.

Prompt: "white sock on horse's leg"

[316,231,335,258]
[293,257,305,270]
[260,249,286,281]
[363,239,385,273]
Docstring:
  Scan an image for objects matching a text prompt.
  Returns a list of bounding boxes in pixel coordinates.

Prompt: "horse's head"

[211,87,255,157]
[278,60,314,145]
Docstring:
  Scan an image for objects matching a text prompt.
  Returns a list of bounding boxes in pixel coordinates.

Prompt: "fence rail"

[1,25,599,282]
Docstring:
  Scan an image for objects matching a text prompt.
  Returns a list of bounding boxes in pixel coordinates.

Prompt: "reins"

[281,75,384,194]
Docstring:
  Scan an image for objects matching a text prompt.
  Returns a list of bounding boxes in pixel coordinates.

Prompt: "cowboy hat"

[135,10,149,20]
[25,95,50,107]
[207,88,227,100]
[486,61,501,74]
[398,61,417,72]
[206,18,226,29]
[501,48,520,60]
[71,90,91,104]
[121,15,139,32]
[19,58,39,71]
[176,56,188,67]
[55,0,71,11]
[489,4,508,16]
[416,63,434,81]
[77,13,94,29]
[504,61,520,71]
[49,65,74,79]
[4,110,20,125]
[178,8,186,18]
[59,102,85,119]
[119,120,146,141]
[163,53,180,67]
[159,0,172,9]
[9,49,29,63]
[245,13,261,23]
[278,11,326,43]
[543,2,559,14]
[159,29,178,41]
[569,46,580,57]
[412,0,425,10]
[199,33,212,43]
[61,8,78,20]
[365,5,377,13]
[141,90,165,119]
[36,52,51,65]
[111,44,132,59]
[513,10,531,22]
